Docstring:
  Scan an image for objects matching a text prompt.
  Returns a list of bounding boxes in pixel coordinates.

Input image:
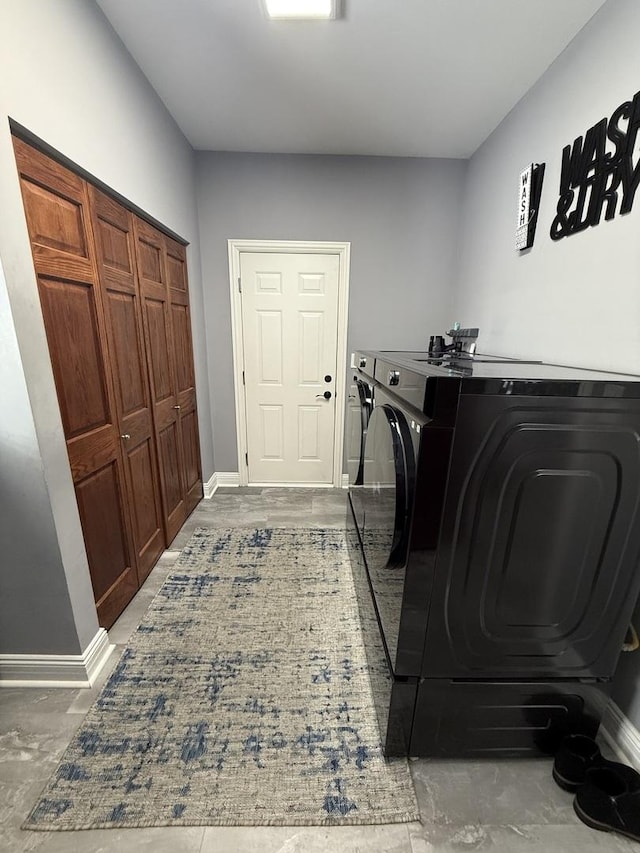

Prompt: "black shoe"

[574,766,640,842]
[552,734,640,792]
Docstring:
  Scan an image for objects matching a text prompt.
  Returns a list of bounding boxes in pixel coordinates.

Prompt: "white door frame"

[228,239,350,488]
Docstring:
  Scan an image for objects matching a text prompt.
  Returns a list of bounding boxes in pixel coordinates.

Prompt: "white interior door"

[239,251,341,484]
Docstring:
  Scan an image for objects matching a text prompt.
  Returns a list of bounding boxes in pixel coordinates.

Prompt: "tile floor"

[1,488,636,852]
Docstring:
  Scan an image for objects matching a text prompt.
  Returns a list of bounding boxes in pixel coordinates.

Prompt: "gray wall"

[196,152,467,470]
[0,0,213,655]
[453,0,640,373]
[0,261,82,654]
[452,0,640,725]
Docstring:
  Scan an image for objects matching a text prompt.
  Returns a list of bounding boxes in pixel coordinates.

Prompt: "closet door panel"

[171,302,194,396]
[144,291,185,541]
[37,276,110,438]
[67,428,119,481]
[75,460,136,626]
[146,297,173,403]
[165,241,188,293]
[13,138,137,628]
[137,228,164,285]
[159,422,183,516]
[106,290,146,416]
[128,438,164,556]
[166,237,203,511]
[181,407,202,511]
[16,153,91,281]
[135,218,187,542]
[90,188,165,581]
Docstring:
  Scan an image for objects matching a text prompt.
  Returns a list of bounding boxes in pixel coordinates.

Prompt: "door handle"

[121,433,131,440]
[173,405,181,411]
[316,391,332,400]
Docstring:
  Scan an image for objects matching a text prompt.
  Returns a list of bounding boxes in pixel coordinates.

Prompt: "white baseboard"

[203,473,216,498]
[206,472,348,495]
[600,697,640,770]
[204,471,241,498]
[0,628,115,688]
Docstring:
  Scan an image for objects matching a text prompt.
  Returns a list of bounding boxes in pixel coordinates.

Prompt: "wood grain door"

[13,138,138,628]
[165,236,203,514]
[89,187,165,583]
[135,217,187,542]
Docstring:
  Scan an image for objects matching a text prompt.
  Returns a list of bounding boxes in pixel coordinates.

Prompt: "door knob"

[316,391,332,400]
[173,405,181,410]
[121,433,131,440]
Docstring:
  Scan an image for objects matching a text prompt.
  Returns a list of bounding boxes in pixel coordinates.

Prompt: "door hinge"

[245,452,248,466]
[238,277,242,293]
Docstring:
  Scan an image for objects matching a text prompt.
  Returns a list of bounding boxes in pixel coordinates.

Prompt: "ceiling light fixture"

[263,0,338,20]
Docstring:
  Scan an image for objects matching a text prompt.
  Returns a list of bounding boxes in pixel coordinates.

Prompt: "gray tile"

[0,825,47,853]
[0,731,78,827]
[409,822,636,852]
[168,528,199,550]
[308,515,348,528]
[312,491,348,507]
[168,514,264,546]
[257,487,314,499]
[106,609,147,645]
[30,826,206,853]
[0,774,53,829]
[137,572,171,597]
[64,686,104,717]
[200,823,413,853]
[265,514,346,529]
[410,757,576,827]
[263,513,314,527]
[144,553,181,577]
[155,549,182,563]
[205,508,271,521]
[202,494,268,510]
[0,688,77,717]
[0,712,81,755]
[214,486,261,495]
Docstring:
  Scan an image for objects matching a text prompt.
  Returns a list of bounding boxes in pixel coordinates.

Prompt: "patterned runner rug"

[24,528,418,830]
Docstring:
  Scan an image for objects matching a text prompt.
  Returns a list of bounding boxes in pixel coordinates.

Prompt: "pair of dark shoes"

[553,734,640,842]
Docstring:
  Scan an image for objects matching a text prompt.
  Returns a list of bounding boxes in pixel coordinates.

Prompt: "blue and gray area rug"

[24,528,418,830]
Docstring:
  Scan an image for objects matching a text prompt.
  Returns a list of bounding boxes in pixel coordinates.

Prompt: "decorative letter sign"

[551,90,640,240]
[516,162,545,250]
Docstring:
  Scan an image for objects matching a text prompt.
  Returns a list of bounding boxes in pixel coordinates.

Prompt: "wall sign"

[551,89,640,240]
[516,162,545,250]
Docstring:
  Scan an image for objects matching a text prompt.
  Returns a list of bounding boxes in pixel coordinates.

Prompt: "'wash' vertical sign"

[516,162,545,251]
[516,164,533,250]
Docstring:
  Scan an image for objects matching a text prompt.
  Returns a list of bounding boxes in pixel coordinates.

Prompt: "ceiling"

[96,0,608,158]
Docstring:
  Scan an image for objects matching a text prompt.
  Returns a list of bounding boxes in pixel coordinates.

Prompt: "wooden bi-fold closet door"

[134,219,203,543]
[89,187,165,583]
[135,218,186,543]
[165,235,203,516]
[13,136,204,628]
[12,138,138,627]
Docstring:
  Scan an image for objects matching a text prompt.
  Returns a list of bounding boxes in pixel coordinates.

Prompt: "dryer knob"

[389,370,400,386]
[359,357,367,368]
